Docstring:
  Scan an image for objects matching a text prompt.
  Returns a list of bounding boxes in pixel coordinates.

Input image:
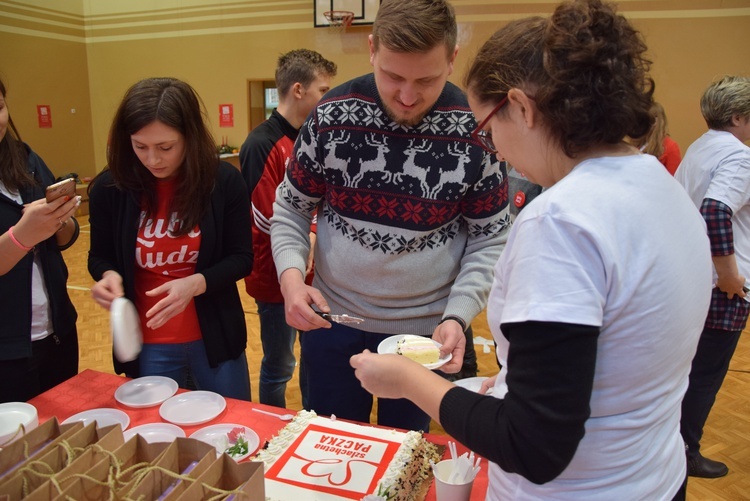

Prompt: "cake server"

[314,311,365,325]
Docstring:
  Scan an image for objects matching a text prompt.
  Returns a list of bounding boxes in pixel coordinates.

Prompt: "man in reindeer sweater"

[270,0,509,432]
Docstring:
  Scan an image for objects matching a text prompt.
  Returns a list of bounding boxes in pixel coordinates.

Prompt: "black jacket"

[0,146,78,360]
[87,162,253,374]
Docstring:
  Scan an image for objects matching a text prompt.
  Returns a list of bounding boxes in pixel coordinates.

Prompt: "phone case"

[45,178,77,202]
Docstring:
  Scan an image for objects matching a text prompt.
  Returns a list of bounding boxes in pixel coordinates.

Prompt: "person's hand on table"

[431,320,466,373]
[279,268,331,330]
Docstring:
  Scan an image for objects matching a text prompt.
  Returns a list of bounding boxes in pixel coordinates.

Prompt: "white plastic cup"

[433,459,474,501]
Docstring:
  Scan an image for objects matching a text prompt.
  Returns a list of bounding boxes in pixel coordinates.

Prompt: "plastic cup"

[433,459,474,501]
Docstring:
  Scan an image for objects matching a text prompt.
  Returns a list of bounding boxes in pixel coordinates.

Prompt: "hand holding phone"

[45,178,77,203]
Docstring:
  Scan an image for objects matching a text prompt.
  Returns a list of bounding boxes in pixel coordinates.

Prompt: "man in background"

[240,49,337,408]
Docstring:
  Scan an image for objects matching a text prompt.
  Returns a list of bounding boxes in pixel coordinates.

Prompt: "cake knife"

[314,311,365,325]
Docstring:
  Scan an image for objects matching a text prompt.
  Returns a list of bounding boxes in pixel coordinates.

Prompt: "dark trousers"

[300,323,431,432]
[0,328,79,403]
[680,326,742,457]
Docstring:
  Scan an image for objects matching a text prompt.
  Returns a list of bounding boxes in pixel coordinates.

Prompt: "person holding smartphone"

[88,77,253,400]
[0,77,81,403]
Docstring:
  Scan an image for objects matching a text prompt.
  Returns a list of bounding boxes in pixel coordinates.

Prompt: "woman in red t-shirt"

[631,101,682,175]
[89,78,253,400]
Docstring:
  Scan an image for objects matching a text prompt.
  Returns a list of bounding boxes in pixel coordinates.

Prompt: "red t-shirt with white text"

[134,179,202,344]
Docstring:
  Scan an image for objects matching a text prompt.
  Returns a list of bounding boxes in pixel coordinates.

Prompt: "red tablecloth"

[28,369,488,500]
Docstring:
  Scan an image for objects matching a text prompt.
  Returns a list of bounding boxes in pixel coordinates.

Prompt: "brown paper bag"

[23,431,172,501]
[131,440,216,501]
[0,421,125,498]
[49,452,125,501]
[110,434,171,488]
[174,454,264,501]
[9,481,59,501]
[0,421,110,497]
[46,423,124,492]
[0,419,81,482]
[120,437,215,501]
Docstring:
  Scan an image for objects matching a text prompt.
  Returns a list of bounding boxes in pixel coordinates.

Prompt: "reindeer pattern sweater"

[271,74,510,334]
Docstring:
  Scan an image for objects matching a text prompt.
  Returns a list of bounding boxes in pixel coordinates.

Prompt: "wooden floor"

[64,219,749,500]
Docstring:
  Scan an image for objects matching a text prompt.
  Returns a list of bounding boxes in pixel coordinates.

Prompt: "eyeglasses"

[470,95,508,154]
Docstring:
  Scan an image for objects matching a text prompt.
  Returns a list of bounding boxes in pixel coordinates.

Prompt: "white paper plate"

[114,376,179,408]
[189,423,260,462]
[454,376,491,394]
[110,297,143,363]
[377,334,452,370]
[124,423,186,444]
[159,391,226,426]
[0,402,38,445]
[62,408,130,430]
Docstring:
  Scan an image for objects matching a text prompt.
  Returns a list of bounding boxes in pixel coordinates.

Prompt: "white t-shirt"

[486,154,712,500]
[675,129,750,288]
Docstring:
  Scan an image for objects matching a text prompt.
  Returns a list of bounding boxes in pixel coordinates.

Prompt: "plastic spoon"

[251,408,294,421]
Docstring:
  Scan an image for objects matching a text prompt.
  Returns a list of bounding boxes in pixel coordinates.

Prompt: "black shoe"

[687,453,729,478]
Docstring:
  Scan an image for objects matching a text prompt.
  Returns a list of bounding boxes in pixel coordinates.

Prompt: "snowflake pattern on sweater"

[279,74,508,256]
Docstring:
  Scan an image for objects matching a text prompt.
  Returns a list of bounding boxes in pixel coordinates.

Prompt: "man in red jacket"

[240,49,337,408]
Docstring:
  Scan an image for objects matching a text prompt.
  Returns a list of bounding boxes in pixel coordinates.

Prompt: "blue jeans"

[139,339,251,401]
[256,300,303,408]
[300,322,431,432]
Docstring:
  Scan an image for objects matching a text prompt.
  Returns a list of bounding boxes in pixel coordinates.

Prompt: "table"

[28,369,489,500]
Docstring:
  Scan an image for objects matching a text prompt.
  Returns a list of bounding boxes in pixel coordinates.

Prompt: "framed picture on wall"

[314,0,381,28]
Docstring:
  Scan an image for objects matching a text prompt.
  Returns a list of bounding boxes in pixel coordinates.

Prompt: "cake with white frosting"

[396,335,440,365]
[253,410,439,500]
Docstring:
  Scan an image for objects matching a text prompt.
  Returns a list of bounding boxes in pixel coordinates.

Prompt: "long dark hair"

[0,78,35,191]
[105,77,218,236]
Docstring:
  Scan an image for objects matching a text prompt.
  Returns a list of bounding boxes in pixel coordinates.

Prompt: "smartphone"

[45,178,77,203]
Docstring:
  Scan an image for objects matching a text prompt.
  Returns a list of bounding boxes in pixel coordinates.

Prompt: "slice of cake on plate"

[253,410,440,500]
[396,335,440,365]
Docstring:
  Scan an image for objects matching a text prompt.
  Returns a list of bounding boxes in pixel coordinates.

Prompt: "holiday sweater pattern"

[273,74,509,333]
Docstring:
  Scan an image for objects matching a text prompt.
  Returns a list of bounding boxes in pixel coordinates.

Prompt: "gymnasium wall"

[1,0,748,178]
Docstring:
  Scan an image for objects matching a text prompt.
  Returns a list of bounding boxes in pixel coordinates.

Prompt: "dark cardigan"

[88,162,253,375]
[0,146,78,360]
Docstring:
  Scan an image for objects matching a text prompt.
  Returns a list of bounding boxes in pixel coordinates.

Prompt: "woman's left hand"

[144,273,206,329]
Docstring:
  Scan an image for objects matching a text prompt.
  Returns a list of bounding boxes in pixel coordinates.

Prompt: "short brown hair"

[275,49,337,99]
[464,0,654,157]
[700,76,750,130]
[372,0,457,58]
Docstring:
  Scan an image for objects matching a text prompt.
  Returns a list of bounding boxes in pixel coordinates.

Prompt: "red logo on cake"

[265,424,401,499]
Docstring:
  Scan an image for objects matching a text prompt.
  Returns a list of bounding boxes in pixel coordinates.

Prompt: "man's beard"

[382,101,427,128]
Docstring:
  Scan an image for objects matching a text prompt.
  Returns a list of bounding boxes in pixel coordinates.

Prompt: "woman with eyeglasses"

[351,0,712,498]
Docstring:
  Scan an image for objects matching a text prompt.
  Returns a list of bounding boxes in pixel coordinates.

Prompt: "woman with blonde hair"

[632,101,682,174]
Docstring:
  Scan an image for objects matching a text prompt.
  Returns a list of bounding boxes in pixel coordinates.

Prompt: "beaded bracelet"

[8,226,34,252]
